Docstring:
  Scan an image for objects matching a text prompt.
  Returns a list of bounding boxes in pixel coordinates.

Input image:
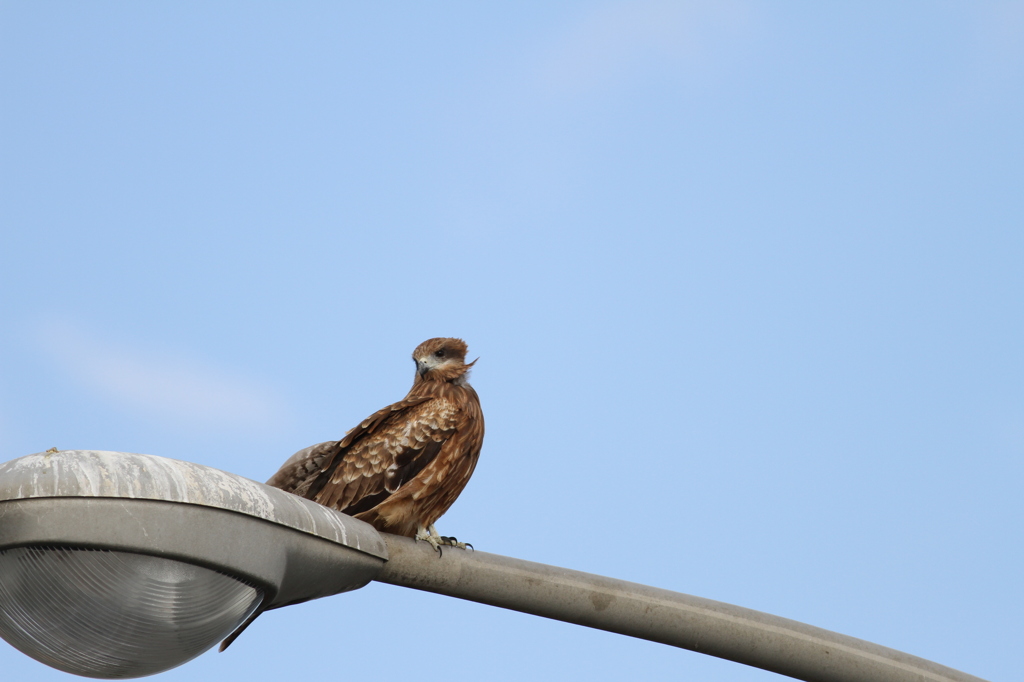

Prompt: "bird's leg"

[415,524,442,554]
[431,524,472,551]
[415,524,472,555]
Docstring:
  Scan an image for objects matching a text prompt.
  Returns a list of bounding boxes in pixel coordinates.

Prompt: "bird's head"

[412,337,476,384]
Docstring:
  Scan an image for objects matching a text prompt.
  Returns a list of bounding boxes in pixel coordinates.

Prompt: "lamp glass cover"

[0,546,263,678]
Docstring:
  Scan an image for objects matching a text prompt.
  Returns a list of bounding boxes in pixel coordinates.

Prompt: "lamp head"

[0,450,387,678]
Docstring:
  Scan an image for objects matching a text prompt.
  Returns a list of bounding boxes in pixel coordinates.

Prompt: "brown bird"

[219,338,483,653]
[267,337,484,551]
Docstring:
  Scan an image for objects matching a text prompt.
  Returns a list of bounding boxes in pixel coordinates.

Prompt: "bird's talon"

[436,536,471,550]
[416,527,445,555]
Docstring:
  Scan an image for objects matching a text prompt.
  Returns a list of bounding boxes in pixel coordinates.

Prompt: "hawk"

[267,337,484,551]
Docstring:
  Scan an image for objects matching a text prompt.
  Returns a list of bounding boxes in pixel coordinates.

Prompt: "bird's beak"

[416,358,429,377]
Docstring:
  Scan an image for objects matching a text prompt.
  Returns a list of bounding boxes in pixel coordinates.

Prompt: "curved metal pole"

[375,535,986,682]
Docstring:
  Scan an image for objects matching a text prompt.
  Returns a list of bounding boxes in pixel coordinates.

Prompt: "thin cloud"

[537,0,755,96]
[32,318,288,430]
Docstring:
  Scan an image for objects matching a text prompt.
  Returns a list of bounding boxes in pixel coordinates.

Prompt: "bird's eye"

[434,349,445,358]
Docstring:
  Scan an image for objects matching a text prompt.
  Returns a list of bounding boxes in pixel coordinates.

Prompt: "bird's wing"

[270,395,459,514]
[265,440,338,495]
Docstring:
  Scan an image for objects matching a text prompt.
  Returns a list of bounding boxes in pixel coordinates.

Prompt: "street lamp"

[0,449,386,678]
[0,450,988,682]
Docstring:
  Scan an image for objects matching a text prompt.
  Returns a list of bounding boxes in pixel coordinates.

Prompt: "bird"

[219,338,484,653]
[266,337,484,552]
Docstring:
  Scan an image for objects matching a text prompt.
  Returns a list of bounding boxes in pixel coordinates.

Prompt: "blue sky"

[1,2,1021,680]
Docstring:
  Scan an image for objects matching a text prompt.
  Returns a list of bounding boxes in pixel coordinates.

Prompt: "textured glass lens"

[0,546,263,679]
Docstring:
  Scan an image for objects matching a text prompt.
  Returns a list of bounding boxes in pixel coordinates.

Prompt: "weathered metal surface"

[377,535,988,682]
[0,450,386,560]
